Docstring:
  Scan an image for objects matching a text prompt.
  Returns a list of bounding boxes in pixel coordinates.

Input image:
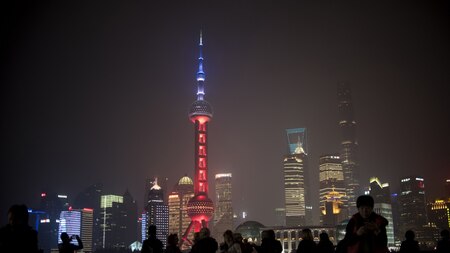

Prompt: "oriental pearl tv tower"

[181,31,214,244]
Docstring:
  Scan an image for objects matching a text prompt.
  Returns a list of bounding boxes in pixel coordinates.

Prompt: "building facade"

[337,83,360,216]
[283,140,307,226]
[368,177,395,247]
[398,176,428,242]
[168,176,195,249]
[319,154,347,226]
[213,173,233,239]
[145,178,169,247]
[57,208,94,252]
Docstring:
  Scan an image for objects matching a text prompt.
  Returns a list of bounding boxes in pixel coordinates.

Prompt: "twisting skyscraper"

[337,83,360,215]
[181,31,214,244]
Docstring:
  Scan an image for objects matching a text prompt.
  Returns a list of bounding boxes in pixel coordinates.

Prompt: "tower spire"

[196,30,205,100]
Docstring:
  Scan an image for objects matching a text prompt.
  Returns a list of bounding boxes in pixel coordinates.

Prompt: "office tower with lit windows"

[213,173,233,239]
[181,31,215,244]
[319,155,347,226]
[368,177,394,247]
[427,199,450,231]
[283,140,307,226]
[57,208,94,252]
[38,193,70,253]
[168,176,195,249]
[398,176,429,242]
[73,183,103,250]
[99,192,137,250]
[145,178,169,247]
[338,83,360,215]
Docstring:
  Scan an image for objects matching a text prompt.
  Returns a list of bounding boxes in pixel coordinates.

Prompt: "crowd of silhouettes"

[2,201,450,253]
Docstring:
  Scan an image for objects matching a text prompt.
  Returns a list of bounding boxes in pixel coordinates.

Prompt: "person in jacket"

[399,230,419,253]
[344,195,389,253]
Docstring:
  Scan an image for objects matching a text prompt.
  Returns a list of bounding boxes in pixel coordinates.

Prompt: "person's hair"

[60,232,70,242]
[167,233,178,246]
[200,227,210,238]
[319,232,329,241]
[441,229,450,239]
[223,230,233,241]
[266,229,275,239]
[356,195,374,208]
[148,224,157,236]
[233,233,243,242]
[302,228,313,241]
[405,230,415,240]
[8,204,29,225]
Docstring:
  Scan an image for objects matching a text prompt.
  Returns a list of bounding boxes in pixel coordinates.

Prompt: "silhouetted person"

[344,195,389,253]
[0,204,38,253]
[165,233,181,253]
[142,225,163,253]
[258,229,282,253]
[221,230,242,253]
[436,229,450,253]
[58,232,83,253]
[399,230,419,253]
[317,232,335,253]
[296,228,317,253]
[241,238,254,253]
[190,227,218,253]
[335,238,348,253]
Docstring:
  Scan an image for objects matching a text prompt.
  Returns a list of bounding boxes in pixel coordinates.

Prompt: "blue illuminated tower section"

[182,31,214,245]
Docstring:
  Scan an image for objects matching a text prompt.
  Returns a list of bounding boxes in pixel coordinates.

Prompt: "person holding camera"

[344,195,389,253]
[58,232,83,253]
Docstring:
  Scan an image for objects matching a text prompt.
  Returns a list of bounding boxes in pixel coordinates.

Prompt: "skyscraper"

[99,193,137,250]
[57,208,94,252]
[213,173,233,239]
[73,183,102,251]
[337,83,360,215]
[145,178,169,247]
[168,176,195,250]
[283,140,307,226]
[368,177,395,247]
[398,176,428,242]
[319,154,347,226]
[38,192,70,253]
[427,199,450,231]
[182,31,214,244]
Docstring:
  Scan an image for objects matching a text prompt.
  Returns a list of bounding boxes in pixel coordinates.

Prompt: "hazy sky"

[1,1,449,225]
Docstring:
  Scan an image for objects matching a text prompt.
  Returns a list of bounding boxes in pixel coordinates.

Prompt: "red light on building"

[83,208,94,212]
[41,193,46,197]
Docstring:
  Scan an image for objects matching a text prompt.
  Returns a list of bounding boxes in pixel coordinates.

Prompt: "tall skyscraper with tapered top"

[338,83,360,216]
[181,31,214,245]
[283,140,307,226]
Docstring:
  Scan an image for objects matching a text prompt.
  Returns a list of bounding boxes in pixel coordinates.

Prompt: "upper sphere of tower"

[178,176,193,185]
[189,100,213,119]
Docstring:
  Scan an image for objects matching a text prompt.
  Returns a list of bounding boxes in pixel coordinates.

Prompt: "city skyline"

[1,1,450,227]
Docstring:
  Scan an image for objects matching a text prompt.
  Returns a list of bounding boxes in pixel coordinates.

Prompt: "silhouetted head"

[266,229,275,240]
[199,227,210,239]
[223,230,233,244]
[233,233,243,243]
[194,232,200,243]
[405,230,415,240]
[319,232,329,241]
[357,195,374,219]
[8,204,29,226]
[302,228,313,241]
[60,232,70,243]
[441,229,450,239]
[167,233,179,246]
[148,225,157,237]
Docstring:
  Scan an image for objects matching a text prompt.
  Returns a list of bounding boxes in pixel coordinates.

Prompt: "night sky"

[1,1,449,226]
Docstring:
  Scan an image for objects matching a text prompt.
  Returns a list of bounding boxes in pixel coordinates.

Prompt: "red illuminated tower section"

[181,31,214,244]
